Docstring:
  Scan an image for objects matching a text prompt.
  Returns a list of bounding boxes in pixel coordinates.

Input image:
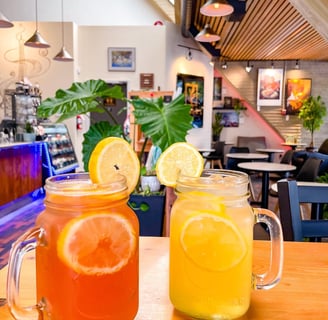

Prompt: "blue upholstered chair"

[277,180,328,241]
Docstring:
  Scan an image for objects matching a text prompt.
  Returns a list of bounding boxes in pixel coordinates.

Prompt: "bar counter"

[1,237,328,319]
[0,141,43,215]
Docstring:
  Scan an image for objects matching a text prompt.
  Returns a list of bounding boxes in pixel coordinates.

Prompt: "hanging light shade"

[25,0,50,48]
[0,11,14,28]
[200,0,234,17]
[195,24,220,42]
[53,0,73,61]
[54,46,73,61]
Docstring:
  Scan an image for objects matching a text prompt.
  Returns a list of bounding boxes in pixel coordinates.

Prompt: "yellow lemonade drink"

[169,170,253,320]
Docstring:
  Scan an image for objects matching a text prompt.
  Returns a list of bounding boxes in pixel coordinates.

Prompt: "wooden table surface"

[1,237,328,319]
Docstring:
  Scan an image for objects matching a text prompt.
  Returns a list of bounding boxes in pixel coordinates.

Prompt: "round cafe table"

[238,162,296,209]
[281,142,307,150]
[226,153,269,160]
[256,148,284,162]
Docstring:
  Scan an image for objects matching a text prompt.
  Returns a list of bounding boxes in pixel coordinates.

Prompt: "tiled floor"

[0,198,45,269]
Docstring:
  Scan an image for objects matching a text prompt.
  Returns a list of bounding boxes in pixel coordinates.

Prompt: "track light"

[245,61,253,72]
[295,60,300,69]
[200,0,234,17]
[195,24,220,42]
[25,0,50,48]
[221,60,228,69]
[185,48,192,61]
[209,56,219,66]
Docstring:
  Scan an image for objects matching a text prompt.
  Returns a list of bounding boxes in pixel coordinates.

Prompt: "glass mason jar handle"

[253,208,284,290]
[7,226,45,320]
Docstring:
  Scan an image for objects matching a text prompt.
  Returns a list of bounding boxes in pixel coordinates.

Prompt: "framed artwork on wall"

[176,73,204,128]
[218,111,239,127]
[257,68,284,106]
[285,78,312,115]
[213,77,222,107]
[108,47,136,71]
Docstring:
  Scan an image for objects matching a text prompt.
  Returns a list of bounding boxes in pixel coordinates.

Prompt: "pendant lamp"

[195,24,220,42]
[25,0,50,48]
[0,11,14,28]
[54,0,73,61]
[200,0,234,17]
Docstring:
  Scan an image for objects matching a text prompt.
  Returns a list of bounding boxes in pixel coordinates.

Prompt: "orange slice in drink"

[156,142,204,187]
[57,213,137,275]
[88,137,140,194]
[180,213,247,272]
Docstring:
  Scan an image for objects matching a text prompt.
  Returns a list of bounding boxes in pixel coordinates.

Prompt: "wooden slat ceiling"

[154,0,328,61]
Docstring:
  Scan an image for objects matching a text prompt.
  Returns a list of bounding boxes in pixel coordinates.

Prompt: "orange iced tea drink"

[169,171,254,319]
[36,173,139,320]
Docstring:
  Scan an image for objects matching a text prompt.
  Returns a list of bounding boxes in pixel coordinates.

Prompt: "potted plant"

[298,95,327,149]
[37,79,193,236]
[23,121,36,142]
[212,112,223,142]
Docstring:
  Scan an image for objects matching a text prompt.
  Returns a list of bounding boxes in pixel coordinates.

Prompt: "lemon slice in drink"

[57,213,137,275]
[180,213,247,272]
[88,137,140,194]
[156,142,204,187]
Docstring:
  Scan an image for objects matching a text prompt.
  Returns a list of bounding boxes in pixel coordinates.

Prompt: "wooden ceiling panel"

[183,0,328,61]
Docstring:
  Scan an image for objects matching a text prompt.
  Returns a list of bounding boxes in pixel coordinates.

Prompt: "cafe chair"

[226,146,249,170]
[277,180,328,241]
[203,140,224,169]
[269,157,322,213]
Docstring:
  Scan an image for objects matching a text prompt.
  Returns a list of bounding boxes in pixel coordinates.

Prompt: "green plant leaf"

[37,79,124,122]
[82,121,123,171]
[131,94,192,152]
[299,95,327,145]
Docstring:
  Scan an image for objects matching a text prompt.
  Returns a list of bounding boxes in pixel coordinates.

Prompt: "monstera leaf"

[37,79,124,122]
[37,79,193,170]
[131,94,192,152]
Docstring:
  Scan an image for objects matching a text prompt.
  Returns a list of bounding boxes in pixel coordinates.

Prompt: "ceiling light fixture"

[200,0,234,17]
[25,0,50,48]
[294,60,300,70]
[245,61,253,72]
[195,24,220,42]
[54,0,73,61]
[185,48,192,61]
[209,56,219,66]
[0,11,14,28]
[271,60,274,69]
[221,60,228,69]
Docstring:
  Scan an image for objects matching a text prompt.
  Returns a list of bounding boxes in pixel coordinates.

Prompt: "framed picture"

[176,73,204,128]
[108,47,136,71]
[285,78,312,115]
[257,68,284,106]
[213,77,222,106]
[219,111,239,127]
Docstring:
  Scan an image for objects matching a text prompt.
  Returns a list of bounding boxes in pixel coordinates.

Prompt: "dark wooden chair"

[277,180,328,241]
[226,146,250,170]
[203,140,224,169]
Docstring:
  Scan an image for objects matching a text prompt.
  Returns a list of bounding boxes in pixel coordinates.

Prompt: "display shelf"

[41,123,79,180]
